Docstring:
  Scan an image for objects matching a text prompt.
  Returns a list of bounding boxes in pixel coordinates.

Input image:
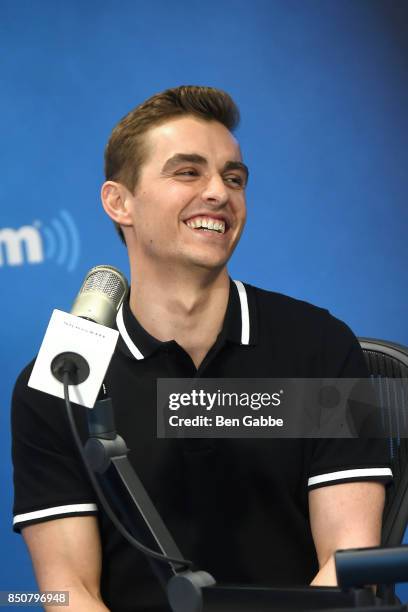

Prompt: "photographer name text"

[168,414,284,428]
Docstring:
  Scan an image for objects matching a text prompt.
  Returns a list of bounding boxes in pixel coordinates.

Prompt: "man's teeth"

[185,217,226,234]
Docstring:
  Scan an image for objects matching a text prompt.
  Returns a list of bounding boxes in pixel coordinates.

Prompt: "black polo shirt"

[12,280,392,612]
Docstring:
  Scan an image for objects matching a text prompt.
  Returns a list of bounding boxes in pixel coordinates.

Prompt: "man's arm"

[309,481,385,586]
[22,516,109,611]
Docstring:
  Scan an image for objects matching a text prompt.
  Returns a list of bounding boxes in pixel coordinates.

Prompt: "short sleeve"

[11,362,98,532]
[307,314,393,490]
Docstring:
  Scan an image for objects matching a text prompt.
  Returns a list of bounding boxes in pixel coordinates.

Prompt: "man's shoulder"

[244,282,332,331]
[249,283,328,316]
[12,357,65,426]
[242,282,363,374]
[13,358,37,401]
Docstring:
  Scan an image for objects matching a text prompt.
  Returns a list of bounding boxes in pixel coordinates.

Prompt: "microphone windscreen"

[71,265,128,328]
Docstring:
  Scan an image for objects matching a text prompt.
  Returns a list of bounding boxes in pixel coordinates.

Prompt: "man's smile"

[184,215,227,234]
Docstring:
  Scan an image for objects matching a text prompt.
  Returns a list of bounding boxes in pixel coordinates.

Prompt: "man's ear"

[101,181,133,226]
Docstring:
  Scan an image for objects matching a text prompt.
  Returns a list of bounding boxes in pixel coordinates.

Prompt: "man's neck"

[128,264,230,369]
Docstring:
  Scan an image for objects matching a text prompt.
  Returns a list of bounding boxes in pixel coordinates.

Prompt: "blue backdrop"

[1,0,407,603]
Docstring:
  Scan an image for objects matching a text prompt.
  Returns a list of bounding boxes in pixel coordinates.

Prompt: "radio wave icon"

[41,210,80,272]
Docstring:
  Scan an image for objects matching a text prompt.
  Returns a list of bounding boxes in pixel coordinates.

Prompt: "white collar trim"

[116,304,145,360]
[116,280,250,358]
[233,280,250,345]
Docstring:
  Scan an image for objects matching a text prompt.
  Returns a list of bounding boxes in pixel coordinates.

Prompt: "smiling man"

[102,108,247,370]
[12,86,392,611]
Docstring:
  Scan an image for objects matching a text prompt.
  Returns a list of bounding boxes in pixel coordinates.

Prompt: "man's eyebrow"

[161,153,249,182]
[161,153,207,172]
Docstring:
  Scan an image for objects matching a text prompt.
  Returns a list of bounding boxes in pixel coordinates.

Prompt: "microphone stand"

[85,392,216,601]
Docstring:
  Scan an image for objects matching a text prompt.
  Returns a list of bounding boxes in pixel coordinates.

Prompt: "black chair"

[356,338,408,603]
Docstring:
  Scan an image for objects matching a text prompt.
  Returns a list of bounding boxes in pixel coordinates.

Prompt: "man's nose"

[201,174,229,206]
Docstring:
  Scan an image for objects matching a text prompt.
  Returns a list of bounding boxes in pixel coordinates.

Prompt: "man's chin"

[183,254,230,273]
[182,242,238,269]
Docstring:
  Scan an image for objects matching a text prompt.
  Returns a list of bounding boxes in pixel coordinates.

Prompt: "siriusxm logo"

[0,210,80,272]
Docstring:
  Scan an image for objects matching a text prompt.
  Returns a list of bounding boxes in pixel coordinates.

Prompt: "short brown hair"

[104,85,240,243]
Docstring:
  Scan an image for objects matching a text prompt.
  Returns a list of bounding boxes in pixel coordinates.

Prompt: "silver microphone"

[50,265,128,386]
[71,265,128,328]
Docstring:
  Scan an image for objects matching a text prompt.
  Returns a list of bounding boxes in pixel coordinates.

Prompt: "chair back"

[358,338,408,547]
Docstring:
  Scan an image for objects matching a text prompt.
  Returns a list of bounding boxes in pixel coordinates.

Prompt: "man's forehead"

[145,116,242,161]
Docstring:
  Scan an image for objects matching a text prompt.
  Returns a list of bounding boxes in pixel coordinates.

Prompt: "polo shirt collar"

[116,279,257,361]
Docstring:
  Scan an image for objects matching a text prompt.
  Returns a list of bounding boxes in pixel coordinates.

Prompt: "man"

[12,86,392,611]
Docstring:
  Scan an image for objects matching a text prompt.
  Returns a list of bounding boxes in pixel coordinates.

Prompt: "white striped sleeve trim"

[308,467,393,487]
[13,503,98,526]
[233,280,250,345]
[116,304,144,360]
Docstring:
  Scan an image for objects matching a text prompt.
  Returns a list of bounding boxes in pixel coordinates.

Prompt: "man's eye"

[176,169,198,177]
[225,175,244,187]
